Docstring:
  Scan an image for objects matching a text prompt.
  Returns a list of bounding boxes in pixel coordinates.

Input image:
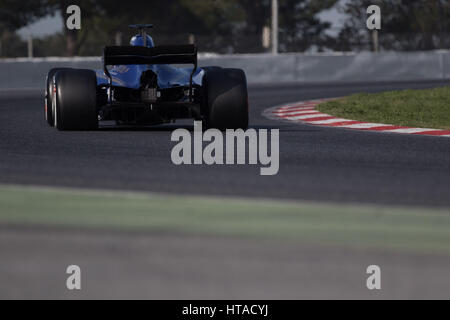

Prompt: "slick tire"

[45,68,71,127]
[202,68,249,130]
[54,69,98,131]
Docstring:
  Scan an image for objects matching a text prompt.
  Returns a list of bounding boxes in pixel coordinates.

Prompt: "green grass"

[318,86,450,129]
[1,185,450,254]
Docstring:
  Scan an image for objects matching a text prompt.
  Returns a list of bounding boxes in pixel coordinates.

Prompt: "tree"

[0,0,342,56]
[181,0,338,53]
[43,0,104,56]
[0,0,104,56]
[0,0,49,32]
[338,0,450,51]
[0,0,49,56]
[233,0,271,53]
[278,0,338,52]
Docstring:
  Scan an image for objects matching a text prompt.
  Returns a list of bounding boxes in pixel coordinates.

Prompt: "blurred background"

[1,0,450,300]
[1,0,449,58]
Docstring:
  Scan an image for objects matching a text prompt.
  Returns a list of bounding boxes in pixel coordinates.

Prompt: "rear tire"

[45,68,71,127]
[54,69,98,131]
[202,68,249,130]
[201,66,222,73]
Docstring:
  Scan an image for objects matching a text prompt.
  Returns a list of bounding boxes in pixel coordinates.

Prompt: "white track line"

[273,110,319,116]
[265,100,450,138]
[304,118,353,125]
[285,113,330,120]
[383,128,440,134]
[334,123,384,129]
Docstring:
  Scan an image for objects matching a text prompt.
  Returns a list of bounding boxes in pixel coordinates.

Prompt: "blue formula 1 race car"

[45,24,248,131]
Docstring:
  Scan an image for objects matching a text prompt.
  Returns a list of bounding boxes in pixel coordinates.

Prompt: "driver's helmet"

[130,35,155,48]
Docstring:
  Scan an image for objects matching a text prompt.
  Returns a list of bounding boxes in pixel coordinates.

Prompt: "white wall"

[1,51,449,89]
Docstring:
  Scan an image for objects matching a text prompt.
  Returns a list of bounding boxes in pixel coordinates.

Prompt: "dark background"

[0,0,449,57]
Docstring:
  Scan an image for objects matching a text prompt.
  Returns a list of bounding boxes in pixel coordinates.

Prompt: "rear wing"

[103,45,197,66]
[103,45,198,101]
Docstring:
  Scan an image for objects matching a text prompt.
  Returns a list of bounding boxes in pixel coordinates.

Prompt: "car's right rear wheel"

[54,69,98,131]
[202,67,249,130]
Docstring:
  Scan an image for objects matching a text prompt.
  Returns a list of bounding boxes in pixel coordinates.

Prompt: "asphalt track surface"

[2,80,450,299]
[1,80,450,207]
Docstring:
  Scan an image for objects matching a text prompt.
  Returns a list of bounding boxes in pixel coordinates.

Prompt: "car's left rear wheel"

[54,69,98,131]
[45,68,72,127]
